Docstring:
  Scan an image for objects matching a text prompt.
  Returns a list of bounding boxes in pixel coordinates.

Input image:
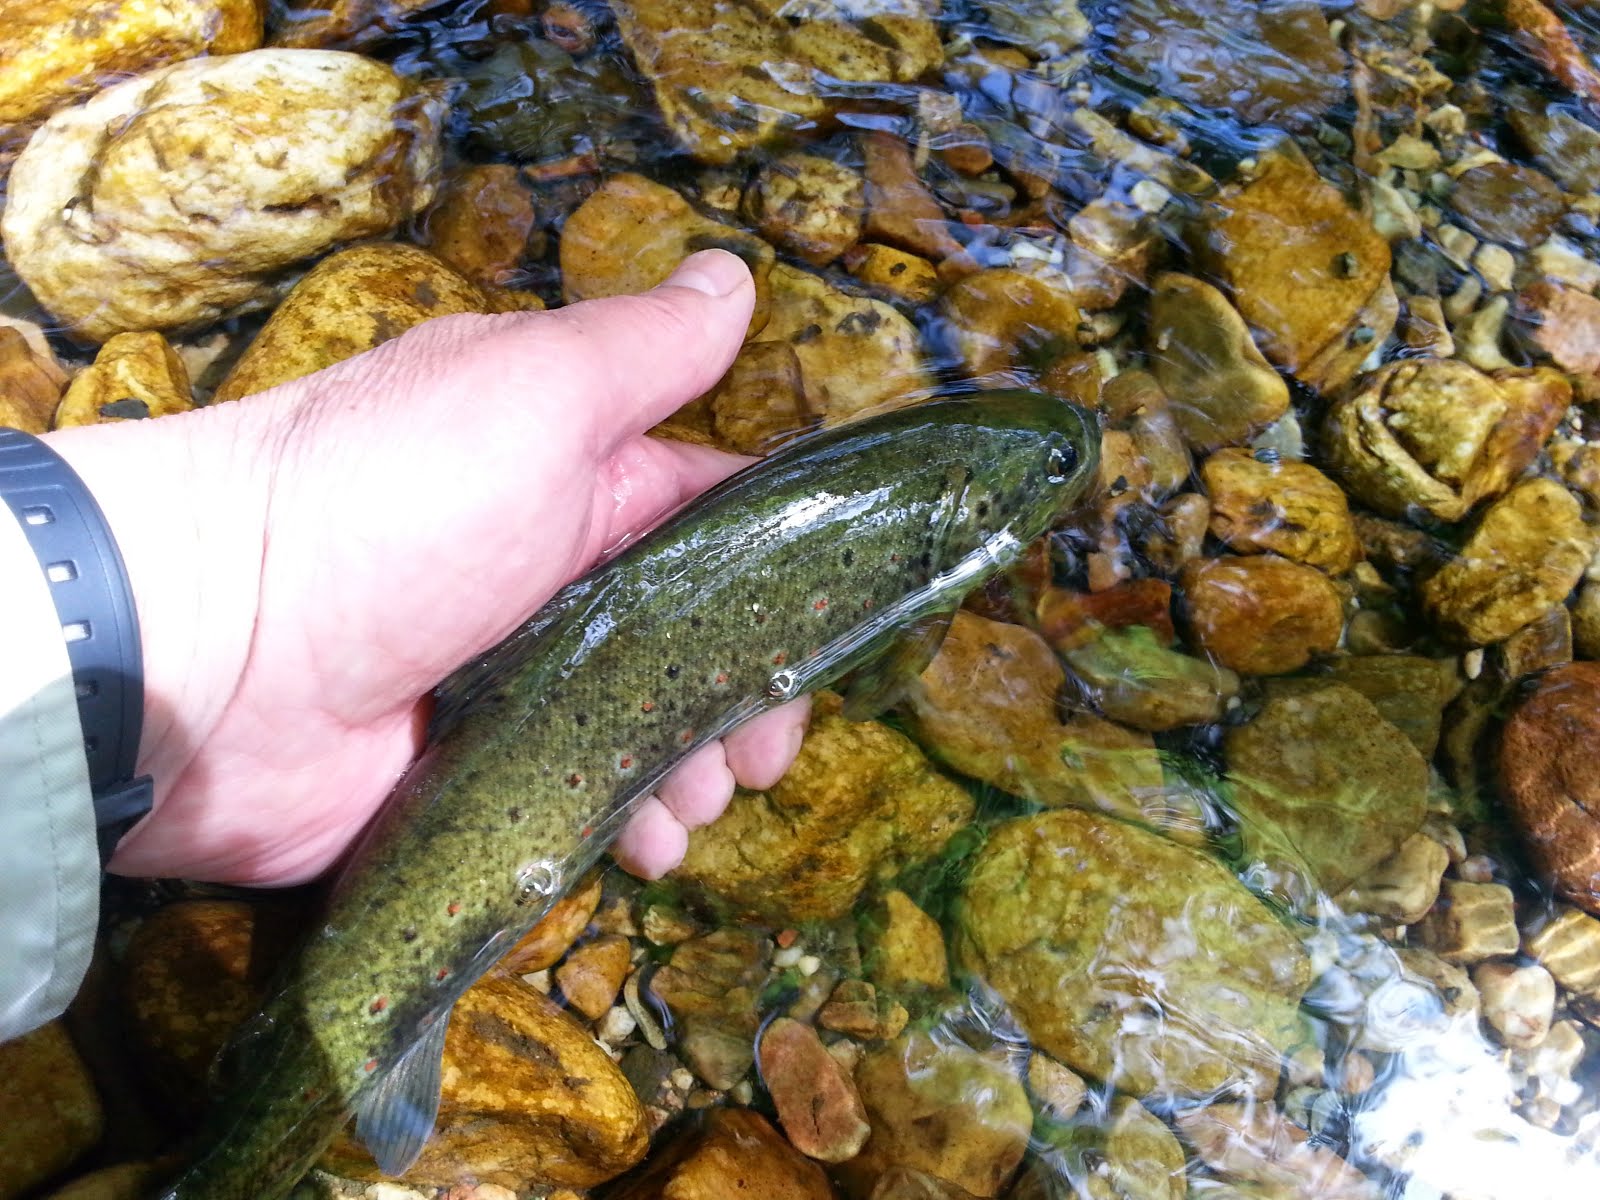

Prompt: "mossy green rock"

[954,810,1311,1101]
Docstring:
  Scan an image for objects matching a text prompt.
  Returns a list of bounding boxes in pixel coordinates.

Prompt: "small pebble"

[1462,649,1484,680]
[731,1080,755,1104]
[1471,242,1516,293]
[1130,178,1172,213]
[1473,961,1556,1050]
[522,969,552,994]
[797,954,822,977]
[598,1005,637,1044]
[670,1067,696,1091]
[773,945,804,969]
[1457,855,1496,884]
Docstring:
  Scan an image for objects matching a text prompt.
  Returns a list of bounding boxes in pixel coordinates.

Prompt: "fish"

[154,389,1100,1199]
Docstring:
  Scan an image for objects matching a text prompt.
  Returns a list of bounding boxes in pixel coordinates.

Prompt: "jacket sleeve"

[0,500,98,1043]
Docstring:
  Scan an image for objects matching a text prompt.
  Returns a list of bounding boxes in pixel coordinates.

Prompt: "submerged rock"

[1176,1102,1379,1200]
[0,1022,104,1200]
[55,332,193,427]
[673,692,973,922]
[1224,682,1429,899]
[746,153,865,267]
[648,929,769,1089]
[942,268,1084,382]
[1015,1096,1186,1200]
[1059,626,1240,733]
[2,49,445,343]
[955,809,1312,1101]
[1202,449,1360,575]
[758,1018,871,1162]
[598,1108,835,1200]
[1319,655,1461,759]
[418,164,542,291]
[1449,162,1566,250]
[1179,555,1345,677]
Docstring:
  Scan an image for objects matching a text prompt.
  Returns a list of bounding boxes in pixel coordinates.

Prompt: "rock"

[597,1108,834,1200]
[1059,626,1239,732]
[559,173,774,337]
[1319,655,1462,758]
[1420,478,1594,645]
[1036,579,1177,652]
[844,244,941,306]
[1021,1095,1186,1200]
[861,132,966,263]
[418,165,541,291]
[649,930,769,1089]
[955,809,1312,1101]
[904,611,1185,838]
[840,1033,1032,1199]
[818,980,908,1042]
[1472,962,1556,1050]
[270,0,448,49]
[1323,358,1570,523]
[1141,493,1211,574]
[940,268,1082,383]
[1499,661,1600,915]
[1025,1055,1086,1119]
[0,0,261,166]
[1554,440,1600,510]
[322,976,648,1189]
[747,153,865,267]
[1351,948,1478,1055]
[1577,580,1600,660]
[758,1018,871,1162]
[1146,273,1289,452]
[2,49,444,344]
[38,1163,162,1200]
[1517,280,1600,380]
[1196,145,1393,392]
[673,692,973,922]
[1202,449,1359,574]
[1109,0,1345,128]
[1179,555,1345,676]
[0,1022,104,1200]
[54,332,193,428]
[1337,833,1450,925]
[501,870,603,974]
[1449,162,1567,250]
[0,325,67,433]
[762,263,933,424]
[1497,605,1572,680]
[703,341,813,454]
[867,1169,982,1200]
[555,934,632,1022]
[1063,196,1161,311]
[862,890,949,993]
[1224,682,1429,898]
[211,243,519,403]
[1416,880,1520,964]
[983,0,1089,55]
[612,0,936,165]
[1524,906,1600,997]
[1175,1103,1379,1200]
[1506,89,1600,193]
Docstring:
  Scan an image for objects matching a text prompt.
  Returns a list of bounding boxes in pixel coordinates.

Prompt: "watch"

[0,428,153,865]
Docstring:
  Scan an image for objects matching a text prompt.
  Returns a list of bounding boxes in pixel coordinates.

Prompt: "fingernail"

[663,248,749,298]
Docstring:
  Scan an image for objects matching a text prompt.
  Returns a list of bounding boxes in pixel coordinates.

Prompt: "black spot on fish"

[508,807,522,822]
[402,927,418,943]
[666,665,681,680]
[576,713,589,726]
[842,548,855,567]
[919,551,933,569]
[690,616,704,629]
[976,500,990,518]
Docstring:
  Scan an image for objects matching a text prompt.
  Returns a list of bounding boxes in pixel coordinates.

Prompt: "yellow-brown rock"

[559,173,774,338]
[0,0,262,166]
[1420,477,1595,645]
[0,1022,104,1200]
[762,263,933,424]
[0,326,67,433]
[1323,358,1570,522]
[1176,1103,1378,1200]
[672,692,974,922]
[2,49,445,343]
[904,611,1194,840]
[500,869,603,974]
[212,243,509,403]
[555,934,632,1021]
[845,244,941,305]
[1202,448,1360,574]
[840,1033,1032,1199]
[1014,1095,1185,1200]
[941,269,1083,382]
[704,341,814,454]
[1196,144,1393,391]
[419,164,541,291]
[324,975,648,1189]
[862,890,949,992]
[271,0,446,49]
[861,132,966,264]
[598,1108,834,1200]
[1500,662,1600,916]
[54,333,194,428]
[1180,555,1345,676]
[759,1018,871,1163]
[747,153,865,267]
[1147,272,1289,452]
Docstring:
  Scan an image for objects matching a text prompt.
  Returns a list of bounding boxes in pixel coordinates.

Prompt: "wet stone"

[0,1022,104,1200]
[1202,448,1360,574]
[0,325,67,433]
[704,341,813,455]
[502,870,603,973]
[1524,907,1600,997]
[1472,962,1556,1050]
[1175,1102,1379,1200]
[1338,833,1451,925]
[1025,1054,1086,1119]
[555,934,632,1021]
[1449,162,1567,250]
[757,1017,870,1162]
[941,268,1083,382]
[1179,555,1345,677]
[1320,655,1462,759]
[54,332,193,428]
[418,164,541,291]
[597,1107,834,1200]
[1059,626,1239,732]
[649,929,769,1088]
[746,153,865,268]
[1506,89,1600,193]
[1416,880,1521,964]
[844,244,941,306]
[1517,280,1600,381]
[862,890,949,993]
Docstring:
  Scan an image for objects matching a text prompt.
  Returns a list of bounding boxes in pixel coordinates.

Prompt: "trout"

[155,390,1099,1199]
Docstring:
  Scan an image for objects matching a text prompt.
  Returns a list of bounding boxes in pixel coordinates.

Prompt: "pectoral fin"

[840,608,955,721]
[354,1013,450,1177]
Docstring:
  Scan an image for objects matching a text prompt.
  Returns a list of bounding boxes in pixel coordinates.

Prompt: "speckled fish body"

[157,391,1099,1200]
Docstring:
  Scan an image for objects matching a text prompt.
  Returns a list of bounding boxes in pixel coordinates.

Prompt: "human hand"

[45,249,810,887]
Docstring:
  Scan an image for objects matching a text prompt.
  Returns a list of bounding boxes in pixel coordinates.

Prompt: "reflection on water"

[4,0,1600,1197]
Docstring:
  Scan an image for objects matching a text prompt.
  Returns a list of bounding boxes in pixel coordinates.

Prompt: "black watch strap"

[0,428,153,864]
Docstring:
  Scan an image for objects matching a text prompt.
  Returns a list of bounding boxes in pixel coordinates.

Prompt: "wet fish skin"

[156,390,1099,1200]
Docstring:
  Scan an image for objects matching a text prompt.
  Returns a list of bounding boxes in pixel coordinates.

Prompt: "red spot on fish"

[620,755,634,769]
[370,997,388,1014]
[303,1087,321,1101]
[641,701,655,713]
[813,598,828,611]
[436,968,450,982]
[891,554,901,563]
[567,772,583,787]
[447,902,461,917]
[581,825,593,839]
[862,599,874,610]
[680,730,694,744]
[772,651,787,665]
[715,671,729,685]
[364,1059,378,1073]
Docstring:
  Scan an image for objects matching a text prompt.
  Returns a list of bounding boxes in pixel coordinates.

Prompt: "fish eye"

[1044,442,1078,484]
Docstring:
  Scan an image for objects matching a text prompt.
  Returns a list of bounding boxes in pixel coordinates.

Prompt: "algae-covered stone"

[1015,1096,1186,1200]
[1202,449,1360,574]
[955,810,1311,1100]
[0,1022,104,1200]
[55,332,193,428]
[840,1032,1032,1199]
[3,49,445,343]
[1224,682,1429,898]
[212,243,513,403]
[862,890,949,993]
[1060,626,1239,733]
[673,692,973,923]
[1320,655,1462,759]
[905,612,1188,839]
[1420,478,1595,646]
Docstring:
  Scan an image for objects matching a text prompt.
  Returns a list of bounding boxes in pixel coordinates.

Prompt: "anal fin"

[839,608,955,721]
[354,1013,450,1177]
